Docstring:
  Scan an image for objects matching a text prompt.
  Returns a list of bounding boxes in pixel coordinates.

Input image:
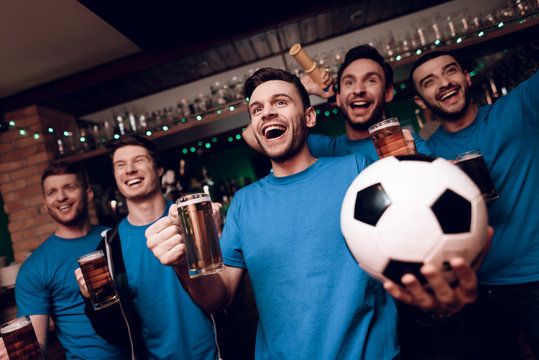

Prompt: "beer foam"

[457,153,481,161]
[78,250,104,263]
[177,193,211,207]
[1,317,31,334]
[368,118,401,133]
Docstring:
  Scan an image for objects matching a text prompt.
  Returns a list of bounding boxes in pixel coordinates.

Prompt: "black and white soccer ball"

[340,155,488,285]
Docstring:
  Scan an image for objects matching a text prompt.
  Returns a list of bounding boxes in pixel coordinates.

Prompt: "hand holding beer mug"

[0,316,43,359]
[369,117,415,158]
[77,250,119,310]
[456,149,499,202]
[176,193,224,278]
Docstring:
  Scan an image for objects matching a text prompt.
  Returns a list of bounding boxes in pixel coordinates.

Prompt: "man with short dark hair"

[15,161,129,359]
[244,44,432,160]
[146,68,487,360]
[76,135,220,359]
[409,50,539,359]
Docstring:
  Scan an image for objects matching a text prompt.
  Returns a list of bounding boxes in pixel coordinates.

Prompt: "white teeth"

[351,101,369,107]
[127,179,142,186]
[263,125,285,136]
[59,205,71,210]
[440,90,458,101]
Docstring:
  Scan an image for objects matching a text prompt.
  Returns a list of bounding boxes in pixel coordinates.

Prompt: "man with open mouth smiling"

[145,67,482,360]
[243,45,432,162]
[77,135,220,360]
[408,51,539,359]
[14,162,129,359]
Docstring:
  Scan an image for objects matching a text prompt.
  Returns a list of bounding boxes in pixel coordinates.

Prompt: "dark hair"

[41,161,88,193]
[106,134,162,169]
[336,44,393,91]
[409,50,455,94]
[244,67,311,109]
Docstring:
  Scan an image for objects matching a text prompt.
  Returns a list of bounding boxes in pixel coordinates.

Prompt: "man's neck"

[345,121,373,141]
[440,104,479,133]
[54,220,92,239]
[125,191,167,226]
[271,146,318,177]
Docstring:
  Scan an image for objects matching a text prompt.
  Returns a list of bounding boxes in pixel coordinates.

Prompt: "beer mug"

[176,193,224,278]
[456,149,499,202]
[78,250,119,310]
[0,315,43,359]
[368,117,413,158]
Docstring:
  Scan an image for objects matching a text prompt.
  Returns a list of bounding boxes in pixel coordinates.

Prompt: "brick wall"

[0,105,96,263]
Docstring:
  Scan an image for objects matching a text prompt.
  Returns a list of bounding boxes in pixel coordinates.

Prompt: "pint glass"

[368,117,413,158]
[456,149,499,202]
[176,193,224,278]
[0,315,43,359]
[78,250,119,310]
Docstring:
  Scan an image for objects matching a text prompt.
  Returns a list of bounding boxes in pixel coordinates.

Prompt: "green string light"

[48,128,54,133]
[190,147,196,152]
[19,129,26,136]
[80,137,86,142]
[146,131,152,136]
[235,134,241,140]
[395,55,402,61]
[182,148,188,154]
[63,131,69,136]
[456,37,463,43]
[162,125,169,131]
[114,134,120,139]
[211,137,217,143]
[205,143,211,149]
[478,31,485,37]
[9,121,15,126]
[435,39,441,45]
[229,106,235,111]
[34,133,40,139]
[196,115,202,121]
[416,49,422,55]
[498,22,504,28]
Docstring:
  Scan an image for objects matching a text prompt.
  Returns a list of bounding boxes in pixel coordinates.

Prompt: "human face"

[337,59,394,130]
[412,55,472,121]
[42,174,91,226]
[112,145,163,201]
[248,80,315,161]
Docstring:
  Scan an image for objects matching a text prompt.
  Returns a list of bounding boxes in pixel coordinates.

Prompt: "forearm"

[174,265,234,314]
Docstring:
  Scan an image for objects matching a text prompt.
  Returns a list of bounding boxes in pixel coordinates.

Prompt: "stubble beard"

[424,85,472,122]
[344,101,386,132]
[48,199,89,228]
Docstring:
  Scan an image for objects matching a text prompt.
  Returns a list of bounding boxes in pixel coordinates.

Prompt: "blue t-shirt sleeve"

[517,70,539,128]
[308,133,334,157]
[15,258,51,316]
[413,133,433,156]
[220,194,247,269]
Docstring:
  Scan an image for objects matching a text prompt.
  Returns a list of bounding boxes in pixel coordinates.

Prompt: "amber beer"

[456,149,499,202]
[368,118,412,158]
[176,193,224,278]
[78,250,119,310]
[0,316,43,359]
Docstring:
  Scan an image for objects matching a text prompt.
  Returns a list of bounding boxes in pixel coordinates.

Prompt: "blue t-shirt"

[15,226,129,360]
[118,201,218,360]
[221,155,399,360]
[308,132,432,162]
[427,71,539,285]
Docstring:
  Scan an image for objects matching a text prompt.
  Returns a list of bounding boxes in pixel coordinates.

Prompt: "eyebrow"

[248,93,294,111]
[418,62,459,87]
[343,71,383,80]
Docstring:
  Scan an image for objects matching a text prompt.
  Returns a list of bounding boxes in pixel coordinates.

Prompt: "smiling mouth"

[58,205,72,211]
[263,125,286,139]
[350,100,370,109]
[439,89,459,101]
[127,178,142,186]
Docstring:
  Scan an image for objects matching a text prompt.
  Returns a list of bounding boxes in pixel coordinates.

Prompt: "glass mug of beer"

[78,250,119,310]
[0,315,43,359]
[368,117,413,158]
[456,149,499,202]
[176,193,224,278]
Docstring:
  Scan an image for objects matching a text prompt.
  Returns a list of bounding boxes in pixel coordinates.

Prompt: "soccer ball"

[340,155,488,285]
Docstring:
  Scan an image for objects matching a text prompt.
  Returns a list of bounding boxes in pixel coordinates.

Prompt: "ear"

[336,92,342,108]
[413,95,427,110]
[385,84,394,103]
[86,188,94,202]
[305,106,317,129]
[464,70,472,87]
[157,167,164,178]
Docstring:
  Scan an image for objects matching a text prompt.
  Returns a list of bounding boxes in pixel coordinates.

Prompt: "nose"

[57,189,68,202]
[126,161,137,174]
[353,81,366,94]
[439,75,451,88]
[261,104,277,120]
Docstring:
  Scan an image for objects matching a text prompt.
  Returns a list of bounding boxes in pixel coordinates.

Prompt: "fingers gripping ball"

[340,155,488,286]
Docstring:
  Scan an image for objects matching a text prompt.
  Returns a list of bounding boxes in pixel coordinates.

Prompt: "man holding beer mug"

[146,68,488,360]
[14,162,129,359]
[243,45,432,162]
[75,135,220,359]
[409,51,539,359]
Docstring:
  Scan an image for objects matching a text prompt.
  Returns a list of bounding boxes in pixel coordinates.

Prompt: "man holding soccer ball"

[145,67,492,360]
